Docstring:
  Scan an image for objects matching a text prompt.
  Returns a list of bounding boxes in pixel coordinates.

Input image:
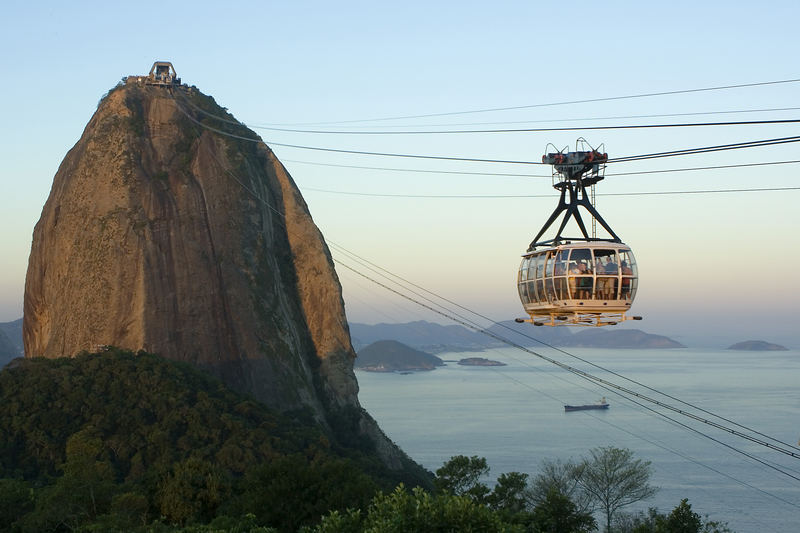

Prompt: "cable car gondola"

[516,140,642,327]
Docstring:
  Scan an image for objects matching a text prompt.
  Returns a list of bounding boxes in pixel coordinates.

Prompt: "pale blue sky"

[1,1,799,346]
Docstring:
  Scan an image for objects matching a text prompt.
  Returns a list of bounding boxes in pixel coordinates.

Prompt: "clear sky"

[1,1,799,347]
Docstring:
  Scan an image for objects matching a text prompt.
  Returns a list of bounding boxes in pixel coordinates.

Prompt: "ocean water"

[356,347,800,532]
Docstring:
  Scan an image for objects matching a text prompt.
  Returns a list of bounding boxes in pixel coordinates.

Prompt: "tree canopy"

[0,348,427,531]
[578,446,658,532]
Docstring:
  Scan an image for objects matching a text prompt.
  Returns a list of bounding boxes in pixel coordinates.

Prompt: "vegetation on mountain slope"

[0,348,428,532]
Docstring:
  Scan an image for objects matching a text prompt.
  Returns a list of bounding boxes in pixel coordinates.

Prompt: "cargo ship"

[564,398,609,412]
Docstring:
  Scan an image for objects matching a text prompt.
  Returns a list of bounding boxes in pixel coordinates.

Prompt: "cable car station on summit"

[517,140,641,327]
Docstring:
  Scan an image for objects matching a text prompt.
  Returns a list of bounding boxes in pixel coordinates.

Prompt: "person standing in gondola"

[621,260,633,299]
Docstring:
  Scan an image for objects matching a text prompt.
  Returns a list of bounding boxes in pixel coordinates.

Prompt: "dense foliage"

[0,348,423,531]
[0,350,734,532]
[430,455,596,532]
[305,485,524,533]
[613,499,734,533]
[424,453,731,533]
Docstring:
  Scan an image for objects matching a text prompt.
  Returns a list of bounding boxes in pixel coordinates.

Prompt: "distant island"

[458,357,506,367]
[727,340,788,351]
[355,340,444,372]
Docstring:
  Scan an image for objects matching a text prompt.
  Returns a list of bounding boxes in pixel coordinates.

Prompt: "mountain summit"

[23,71,407,468]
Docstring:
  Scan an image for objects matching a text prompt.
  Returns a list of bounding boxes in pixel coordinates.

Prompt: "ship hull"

[564,403,610,412]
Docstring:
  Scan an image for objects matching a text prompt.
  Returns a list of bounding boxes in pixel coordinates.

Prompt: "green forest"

[0,349,731,532]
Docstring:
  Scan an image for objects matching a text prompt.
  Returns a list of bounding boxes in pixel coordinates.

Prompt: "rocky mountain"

[355,340,444,372]
[727,340,788,351]
[22,77,410,470]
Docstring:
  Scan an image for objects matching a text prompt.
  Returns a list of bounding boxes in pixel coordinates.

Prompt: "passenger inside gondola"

[578,262,593,299]
[621,260,633,300]
[594,250,619,300]
[566,248,593,299]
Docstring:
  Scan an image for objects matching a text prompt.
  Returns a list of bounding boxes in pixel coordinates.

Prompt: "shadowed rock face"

[23,82,404,466]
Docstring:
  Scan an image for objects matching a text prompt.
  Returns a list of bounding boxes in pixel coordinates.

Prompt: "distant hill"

[727,340,788,351]
[0,318,22,355]
[0,329,19,367]
[561,328,685,349]
[356,340,444,372]
[350,321,683,350]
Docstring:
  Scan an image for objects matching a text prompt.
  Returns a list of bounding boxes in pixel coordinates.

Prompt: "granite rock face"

[23,82,404,467]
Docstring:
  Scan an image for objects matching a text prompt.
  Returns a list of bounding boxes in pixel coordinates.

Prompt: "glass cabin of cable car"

[518,243,639,326]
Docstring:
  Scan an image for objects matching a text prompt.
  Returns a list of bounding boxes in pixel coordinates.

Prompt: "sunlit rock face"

[23,82,405,468]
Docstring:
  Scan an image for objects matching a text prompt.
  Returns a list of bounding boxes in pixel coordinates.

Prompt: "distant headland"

[355,340,443,372]
[727,340,788,351]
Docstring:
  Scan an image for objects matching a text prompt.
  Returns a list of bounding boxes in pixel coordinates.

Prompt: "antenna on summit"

[146,61,180,86]
[125,61,182,87]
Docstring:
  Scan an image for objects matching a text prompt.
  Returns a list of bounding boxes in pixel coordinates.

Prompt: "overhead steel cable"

[335,263,800,518]
[329,242,800,456]
[252,77,800,126]
[302,186,800,199]
[567,364,800,491]
[334,263,800,488]
[609,136,800,163]
[551,394,800,511]
[174,94,800,168]
[256,117,800,134]
[333,246,800,500]
[285,158,800,180]
[342,261,800,514]
[174,90,800,170]
[171,95,543,165]
[488,351,800,498]
[175,89,800,134]
[284,159,550,178]
[331,254,800,484]
[339,106,800,129]
[253,118,800,135]
[607,159,800,176]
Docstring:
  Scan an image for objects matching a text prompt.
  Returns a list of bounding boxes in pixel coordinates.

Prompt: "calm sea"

[356,347,800,532]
